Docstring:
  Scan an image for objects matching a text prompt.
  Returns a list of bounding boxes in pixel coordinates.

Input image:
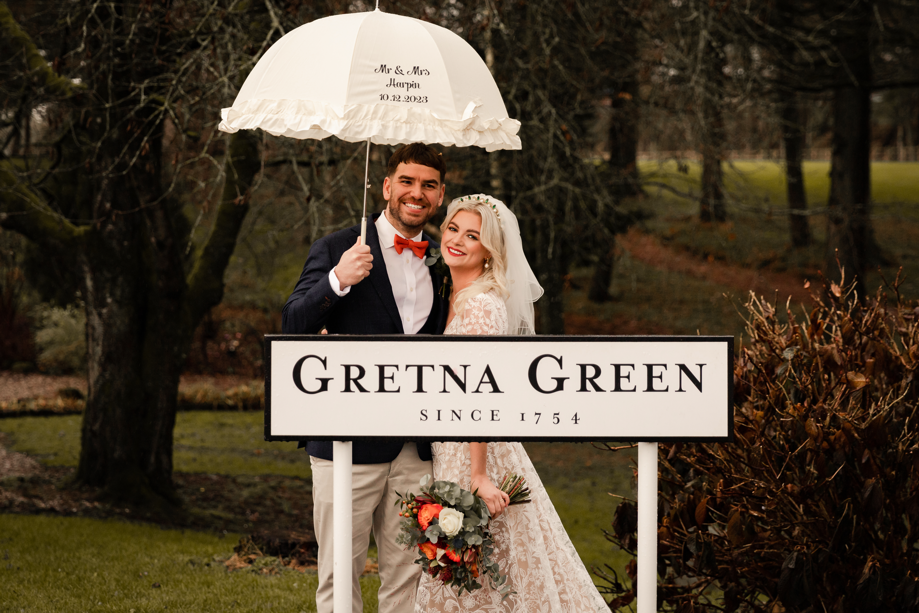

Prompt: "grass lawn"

[1,412,632,610]
[0,412,305,477]
[0,514,385,613]
[567,257,746,338]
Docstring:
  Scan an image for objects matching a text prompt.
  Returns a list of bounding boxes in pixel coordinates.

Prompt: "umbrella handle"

[359,138,371,246]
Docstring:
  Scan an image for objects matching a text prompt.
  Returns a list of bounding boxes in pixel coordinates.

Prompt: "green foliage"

[605,279,919,611]
[32,304,86,373]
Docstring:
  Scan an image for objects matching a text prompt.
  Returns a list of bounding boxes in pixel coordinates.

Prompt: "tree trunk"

[587,246,616,303]
[782,94,811,248]
[538,256,567,335]
[699,37,727,223]
[74,64,187,503]
[700,141,725,223]
[826,15,873,296]
[1,0,263,509]
[607,23,642,200]
[531,214,567,335]
[75,130,259,507]
[77,245,186,505]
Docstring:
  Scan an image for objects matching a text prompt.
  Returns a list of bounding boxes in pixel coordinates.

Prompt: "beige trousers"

[311,443,432,613]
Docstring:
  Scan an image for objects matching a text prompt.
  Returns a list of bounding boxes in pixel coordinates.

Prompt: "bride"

[414,195,608,612]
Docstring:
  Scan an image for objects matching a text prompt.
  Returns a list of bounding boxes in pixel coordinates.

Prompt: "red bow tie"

[394,235,429,259]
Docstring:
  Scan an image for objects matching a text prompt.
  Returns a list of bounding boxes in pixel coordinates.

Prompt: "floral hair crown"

[456,194,501,221]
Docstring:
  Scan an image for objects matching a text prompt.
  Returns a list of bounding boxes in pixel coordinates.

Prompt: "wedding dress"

[414,291,608,612]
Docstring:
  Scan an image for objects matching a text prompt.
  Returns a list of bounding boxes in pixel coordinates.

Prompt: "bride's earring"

[484,258,490,269]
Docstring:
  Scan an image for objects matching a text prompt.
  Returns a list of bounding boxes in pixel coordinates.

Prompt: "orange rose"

[444,547,462,563]
[419,541,438,560]
[417,503,443,530]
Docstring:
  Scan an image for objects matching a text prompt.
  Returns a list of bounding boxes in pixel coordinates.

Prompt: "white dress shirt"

[329,213,433,334]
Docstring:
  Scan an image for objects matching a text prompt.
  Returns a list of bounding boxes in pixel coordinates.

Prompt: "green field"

[570,160,919,338]
[0,412,633,611]
[636,162,919,287]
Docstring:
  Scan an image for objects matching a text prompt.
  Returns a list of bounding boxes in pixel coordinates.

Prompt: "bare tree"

[487,0,627,332]
[0,0,282,507]
[781,92,812,248]
[401,0,630,330]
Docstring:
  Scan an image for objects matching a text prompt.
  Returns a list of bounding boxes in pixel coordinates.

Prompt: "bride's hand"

[471,475,510,519]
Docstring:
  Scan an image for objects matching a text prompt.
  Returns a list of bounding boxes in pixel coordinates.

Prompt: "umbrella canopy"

[219,9,521,151]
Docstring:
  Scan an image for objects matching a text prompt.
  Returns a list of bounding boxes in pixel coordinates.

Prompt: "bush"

[604,278,919,612]
[33,304,86,373]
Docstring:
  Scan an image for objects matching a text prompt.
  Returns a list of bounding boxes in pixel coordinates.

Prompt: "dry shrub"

[177,382,264,412]
[605,277,919,612]
[33,304,86,373]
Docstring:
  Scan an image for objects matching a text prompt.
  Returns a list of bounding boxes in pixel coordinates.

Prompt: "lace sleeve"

[458,292,509,335]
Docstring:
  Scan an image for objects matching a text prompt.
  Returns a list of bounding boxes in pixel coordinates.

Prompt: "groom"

[281,143,449,613]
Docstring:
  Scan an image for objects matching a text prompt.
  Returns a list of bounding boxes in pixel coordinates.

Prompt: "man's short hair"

[386,143,446,184]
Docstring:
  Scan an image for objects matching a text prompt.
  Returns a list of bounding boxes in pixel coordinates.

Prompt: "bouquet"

[395,474,531,598]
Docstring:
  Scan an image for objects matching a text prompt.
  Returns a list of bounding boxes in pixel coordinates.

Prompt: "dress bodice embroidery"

[444,291,508,336]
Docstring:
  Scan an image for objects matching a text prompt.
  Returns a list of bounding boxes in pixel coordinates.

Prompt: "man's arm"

[281,234,373,334]
[282,237,338,334]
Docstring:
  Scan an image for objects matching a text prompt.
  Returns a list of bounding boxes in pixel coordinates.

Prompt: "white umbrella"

[219,7,521,241]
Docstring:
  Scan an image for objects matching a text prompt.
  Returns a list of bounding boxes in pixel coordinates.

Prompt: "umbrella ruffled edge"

[218,99,522,151]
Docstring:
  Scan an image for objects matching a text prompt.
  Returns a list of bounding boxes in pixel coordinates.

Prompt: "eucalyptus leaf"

[425,524,444,542]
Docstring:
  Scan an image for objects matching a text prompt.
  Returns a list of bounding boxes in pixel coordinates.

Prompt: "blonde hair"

[441,196,508,318]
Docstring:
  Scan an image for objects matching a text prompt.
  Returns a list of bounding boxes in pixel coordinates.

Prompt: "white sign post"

[266,335,734,613]
[637,442,658,613]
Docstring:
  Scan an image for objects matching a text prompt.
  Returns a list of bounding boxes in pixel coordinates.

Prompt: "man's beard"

[388,198,430,232]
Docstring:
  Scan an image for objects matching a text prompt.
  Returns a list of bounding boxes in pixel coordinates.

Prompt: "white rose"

[437,507,464,538]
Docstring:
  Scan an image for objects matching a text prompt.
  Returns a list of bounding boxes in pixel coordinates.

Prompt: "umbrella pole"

[335,138,369,612]
[360,138,371,245]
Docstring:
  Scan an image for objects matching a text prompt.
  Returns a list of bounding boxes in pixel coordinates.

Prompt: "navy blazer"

[281,214,449,463]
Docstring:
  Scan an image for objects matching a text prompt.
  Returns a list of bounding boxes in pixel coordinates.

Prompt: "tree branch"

[184,129,260,326]
[0,1,80,99]
[0,163,82,252]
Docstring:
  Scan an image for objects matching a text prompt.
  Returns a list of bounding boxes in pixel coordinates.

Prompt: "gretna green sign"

[265,335,733,442]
